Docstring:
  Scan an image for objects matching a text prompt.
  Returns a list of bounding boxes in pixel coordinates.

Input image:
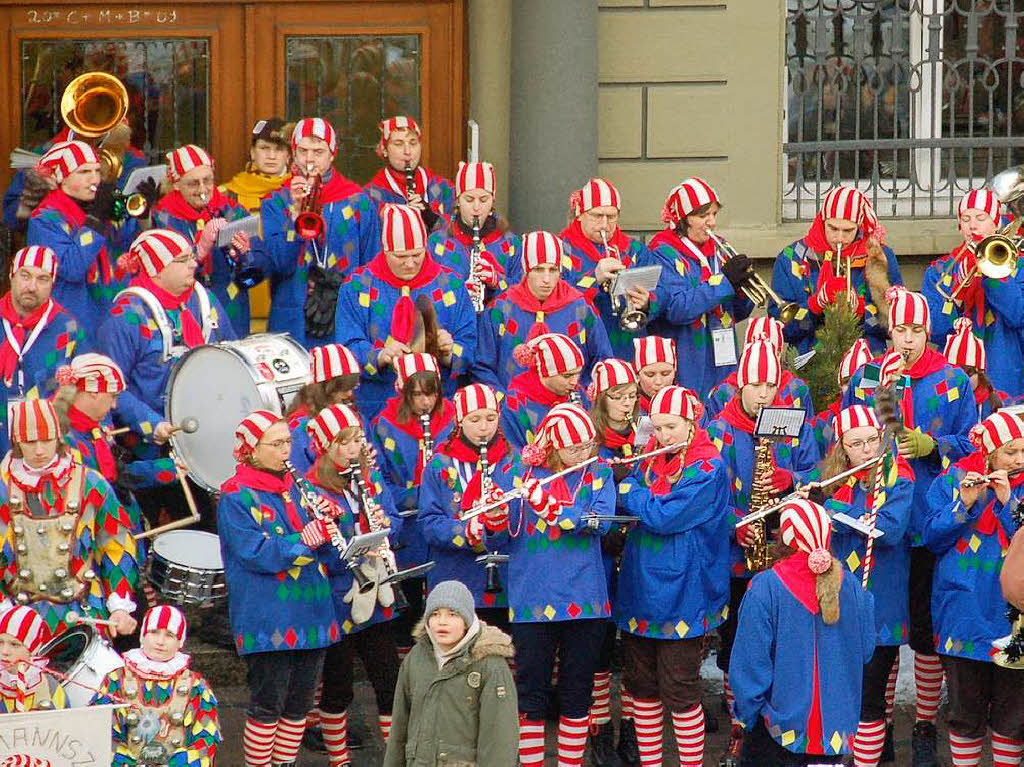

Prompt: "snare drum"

[147,530,226,606]
[41,624,124,708]
[166,333,311,491]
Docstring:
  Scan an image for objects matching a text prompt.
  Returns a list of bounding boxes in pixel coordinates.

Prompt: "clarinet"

[477,443,504,594]
[404,162,416,200]
[348,449,409,611]
[468,215,485,313]
[284,460,373,593]
[420,413,434,464]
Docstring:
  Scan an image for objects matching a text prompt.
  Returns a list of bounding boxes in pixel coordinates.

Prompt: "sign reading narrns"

[0,704,116,766]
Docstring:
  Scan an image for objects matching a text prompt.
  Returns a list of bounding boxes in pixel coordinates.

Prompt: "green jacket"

[383,619,519,767]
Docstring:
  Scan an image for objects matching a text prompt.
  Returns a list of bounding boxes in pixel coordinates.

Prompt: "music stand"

[753,407,806,440]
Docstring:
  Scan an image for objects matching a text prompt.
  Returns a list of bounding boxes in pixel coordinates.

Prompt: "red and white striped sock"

[242,718,277,767]
[518,715,546,766]
[852,719,886,767]
[620,686,635,721]
[884,655,899,721]
[321,710,349,767]
[632,697,664,767]
[724,675,739,725]
[949,731,984,767]
[671,704,705,767]
[992,732,1024,767]
[377,713,393,742]
[306,680,324,728]
[271,717,306,763]
[589,671,612,726]
[914,652,943,723]
[557,715,589,766]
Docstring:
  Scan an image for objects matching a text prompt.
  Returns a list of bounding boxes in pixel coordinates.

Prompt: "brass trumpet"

[294,164,324,240]
[599,229,647,332]
[707,231,800,323]
[949,223,1020,302]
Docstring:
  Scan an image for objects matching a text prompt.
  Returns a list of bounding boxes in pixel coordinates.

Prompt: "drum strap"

[116,285,215,362]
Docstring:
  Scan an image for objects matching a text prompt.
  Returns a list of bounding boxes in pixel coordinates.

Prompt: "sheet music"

[217,214,261,247]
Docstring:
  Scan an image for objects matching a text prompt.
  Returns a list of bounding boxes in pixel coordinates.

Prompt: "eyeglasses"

[172,254,199,265]
[843,434,882,452]
[561,441,596,456]
[261,438,293,449]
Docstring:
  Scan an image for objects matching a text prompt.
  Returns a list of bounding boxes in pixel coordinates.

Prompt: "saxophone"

[745,437,776,573]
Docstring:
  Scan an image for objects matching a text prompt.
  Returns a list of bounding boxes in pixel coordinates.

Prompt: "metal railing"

[784,0,1024,220]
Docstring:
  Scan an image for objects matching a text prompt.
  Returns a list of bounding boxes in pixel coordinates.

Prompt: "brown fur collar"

[864,238,892,329]
[412,618,515,661]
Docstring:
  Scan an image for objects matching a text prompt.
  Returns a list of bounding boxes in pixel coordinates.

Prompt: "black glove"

[136,177,162,209]
[420,205,439,233]
[806,485,826,506]
[305,265,344,340]
[721,253,755,292]
[231,252,263,289]
[18,169,52,215]
[85,181,118,224]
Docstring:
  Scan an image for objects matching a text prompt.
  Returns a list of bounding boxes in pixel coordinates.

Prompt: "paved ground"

[206,645,988,765]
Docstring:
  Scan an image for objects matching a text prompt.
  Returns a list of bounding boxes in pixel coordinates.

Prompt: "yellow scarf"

[222,170,290,213]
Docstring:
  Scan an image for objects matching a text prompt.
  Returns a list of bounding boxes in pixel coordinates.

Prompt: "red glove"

[808,276,846,313]
[474,258,500,288]
[300,519,330,548]
[466,515,485,546]
[736,523,756,547]
[196,218,225,264]
[769,467,793,494]
[522,478,564,523]
[482,486,509,532]
[313,495,342,520]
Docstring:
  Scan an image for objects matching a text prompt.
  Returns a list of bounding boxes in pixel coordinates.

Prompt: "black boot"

[719,723,744,767]
[911,721,941,767]
[703,701,720,734]
[616,717,640,766]
[348,725,365,750]
[879,721,895,763]
[302,723,327,753]
[587,722,621,767]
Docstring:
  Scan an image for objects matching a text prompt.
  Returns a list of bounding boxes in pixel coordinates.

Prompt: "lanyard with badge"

[3,302,54,421]
[681,235,737,367]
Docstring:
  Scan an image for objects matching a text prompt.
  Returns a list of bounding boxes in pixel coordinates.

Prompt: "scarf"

[224,463,304,532]
[561,219,633,269]
[804,212,872,262]
[439,434,509,511]
[378,397,457,483]
[129,273,205,349]
[508,368,571,408]
[224,170,290,213]
[365,250,443,290]
[506,278,583,339]
[602,425,635,454]
[645,427,720,496]
[719,397,758,435]
[891,348,947,429]
[373,165,430,201]
[648,228,723,318]
[34,189,118,283]
[453,214,500,246]
[430,616,480,669]
[284,168,365,206]
[773,551,822,614]
[8,454,76,505]
[66,406,117,482]
[0,659,46,710]
[0,295,54,386]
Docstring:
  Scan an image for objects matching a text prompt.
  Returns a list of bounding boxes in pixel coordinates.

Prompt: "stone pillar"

[469,0,513,204]
[509,0,598,232]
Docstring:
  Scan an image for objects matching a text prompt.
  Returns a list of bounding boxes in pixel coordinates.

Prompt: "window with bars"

[21,38,210,164]
[784,0,1024,221]
[285,35,420,183]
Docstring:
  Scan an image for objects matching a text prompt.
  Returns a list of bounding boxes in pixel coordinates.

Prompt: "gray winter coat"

[383,619,519,767]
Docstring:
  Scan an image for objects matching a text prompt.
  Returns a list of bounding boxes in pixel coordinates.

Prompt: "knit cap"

[424,580,476,628]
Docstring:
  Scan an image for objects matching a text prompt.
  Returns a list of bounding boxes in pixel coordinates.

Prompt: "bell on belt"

[175,684,189,696]
[36,526,46,536]
[17,568,31,580]
[60,587,74,600]
[37,583,48,593]
[126,711,140,726]
[170,711,184,725]
[16,544,26,555]
[15,593,28,604]
[12,525,23,537]
[171,736,183,748]
[84,569,97,581]
[66,501,80,512]
[61,521,74,532]
[129,734,142,745]
[58,543,69,553]
[54,567,68,579]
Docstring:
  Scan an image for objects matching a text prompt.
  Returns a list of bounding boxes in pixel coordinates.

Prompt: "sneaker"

[911,721,942,767]
[616,718,640,766]
[586,722,621,767]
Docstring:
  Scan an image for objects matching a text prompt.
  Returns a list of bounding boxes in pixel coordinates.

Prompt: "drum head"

[166,334,309,492]
[151,530,224,569]
[40,625,94,674]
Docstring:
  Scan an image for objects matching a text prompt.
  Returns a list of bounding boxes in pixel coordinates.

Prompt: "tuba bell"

[60,72,130,183]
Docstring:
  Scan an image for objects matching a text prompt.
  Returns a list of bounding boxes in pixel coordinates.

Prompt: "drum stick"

[106,426,132,436]
[64,611,117,628]
[135,448,201,540]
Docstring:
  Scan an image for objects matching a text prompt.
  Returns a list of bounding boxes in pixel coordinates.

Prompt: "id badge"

[711,327,738,367]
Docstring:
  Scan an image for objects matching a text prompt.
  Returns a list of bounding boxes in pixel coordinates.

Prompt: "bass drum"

[40,624,124,708]
[166,333,311,492]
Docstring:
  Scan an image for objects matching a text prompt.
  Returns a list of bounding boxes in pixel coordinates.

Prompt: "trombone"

[707,231,800,323]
